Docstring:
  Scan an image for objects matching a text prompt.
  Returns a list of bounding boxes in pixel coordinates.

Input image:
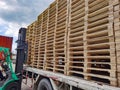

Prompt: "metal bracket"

[50,78,58,90]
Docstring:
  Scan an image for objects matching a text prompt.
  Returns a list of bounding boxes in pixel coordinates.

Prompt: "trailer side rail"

[24,67,120,90]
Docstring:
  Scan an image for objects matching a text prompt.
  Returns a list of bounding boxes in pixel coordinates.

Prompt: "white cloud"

[0,1,15,11]
[0,18,6,24]
[0,0,54,52]
[5,22,27,37]
[0,0,54,24]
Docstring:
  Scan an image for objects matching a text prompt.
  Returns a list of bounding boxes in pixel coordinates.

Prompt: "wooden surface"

[26,0,120,87]
[26,22,36,66]
[114,3,120,87]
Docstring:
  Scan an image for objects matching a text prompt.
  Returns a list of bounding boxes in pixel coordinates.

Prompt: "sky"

[0,0,54,53]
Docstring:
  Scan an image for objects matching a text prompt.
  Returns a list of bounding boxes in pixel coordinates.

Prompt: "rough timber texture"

[113,2,120,87]
[86,0,117,86]
[54,0,68,74]
[67,0,85,78]
[26,22,36,65]
[36,14,43,69]
[46,1,56,71]
[26,0,120,87]
[39,9,49,70]
[31,21,38,68]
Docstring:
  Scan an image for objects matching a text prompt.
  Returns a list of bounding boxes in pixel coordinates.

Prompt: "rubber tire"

[5,82,19,90]
[37,78,53,90]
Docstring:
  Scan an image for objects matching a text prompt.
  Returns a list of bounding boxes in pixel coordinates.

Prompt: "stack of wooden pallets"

[46,2,56,71]
[39,9,49,69]
[36,15,43,69]
[54,0,68,74]
[26,22,36,65]
[26,0,120,87]
[31,21,38,68]
[85,0,116,86]
[67,0,85,78]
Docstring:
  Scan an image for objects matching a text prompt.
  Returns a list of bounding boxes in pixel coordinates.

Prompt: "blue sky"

[0,0,54,53]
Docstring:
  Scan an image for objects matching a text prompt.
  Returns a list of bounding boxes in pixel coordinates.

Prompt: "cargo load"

[25,0,120,87]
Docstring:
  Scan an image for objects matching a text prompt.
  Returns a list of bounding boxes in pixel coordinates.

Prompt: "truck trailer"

[23,0,120,90]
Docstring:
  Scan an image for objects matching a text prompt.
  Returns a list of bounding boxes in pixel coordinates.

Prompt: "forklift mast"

[15,28,27,90]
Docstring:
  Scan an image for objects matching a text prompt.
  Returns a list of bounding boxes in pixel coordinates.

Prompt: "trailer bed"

[24,67,120,90]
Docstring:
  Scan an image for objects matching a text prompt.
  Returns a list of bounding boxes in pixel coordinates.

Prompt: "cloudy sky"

[0,0,54,53]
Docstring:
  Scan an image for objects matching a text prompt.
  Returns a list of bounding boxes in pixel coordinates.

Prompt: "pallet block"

[118,72,120,86]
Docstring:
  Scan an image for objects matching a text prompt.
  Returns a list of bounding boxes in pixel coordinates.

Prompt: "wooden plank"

[88,6,108,18]
[89,0,108,13]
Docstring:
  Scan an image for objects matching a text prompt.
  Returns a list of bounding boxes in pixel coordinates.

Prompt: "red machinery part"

[0,35,13,51]
[0,51,5,60]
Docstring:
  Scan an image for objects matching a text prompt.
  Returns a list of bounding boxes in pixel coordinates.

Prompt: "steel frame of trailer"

[24,67,120,90]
